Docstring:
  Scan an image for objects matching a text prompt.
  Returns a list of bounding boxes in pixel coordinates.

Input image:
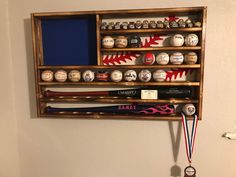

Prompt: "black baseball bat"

[45,104,175,115]
[44,87,192,99]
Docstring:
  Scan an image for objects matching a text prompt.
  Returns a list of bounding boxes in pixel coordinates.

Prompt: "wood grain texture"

[31,15,41,117]
[37,64,201,69]
[198,7,207,120]
[38,81,200,86]
[100,28,202,34]
[96,14,102,65]
[40,98,198,104]
[31,6,206,17]
[40,113,194,121]
[101,46,201,52]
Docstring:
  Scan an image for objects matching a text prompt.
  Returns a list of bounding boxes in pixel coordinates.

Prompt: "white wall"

[0,0,20,177]
[4,0,236,177]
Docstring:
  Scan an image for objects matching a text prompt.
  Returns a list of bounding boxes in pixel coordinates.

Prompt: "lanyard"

[181,112,198,164]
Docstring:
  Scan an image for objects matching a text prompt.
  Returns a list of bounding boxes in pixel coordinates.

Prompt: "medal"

[184,165,196,177]
[181,112,198,177]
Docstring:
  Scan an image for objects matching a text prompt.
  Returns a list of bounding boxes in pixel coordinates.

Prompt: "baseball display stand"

[31,6,207,120]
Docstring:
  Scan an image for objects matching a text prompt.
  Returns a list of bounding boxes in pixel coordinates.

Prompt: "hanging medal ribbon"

[181,112,198,164]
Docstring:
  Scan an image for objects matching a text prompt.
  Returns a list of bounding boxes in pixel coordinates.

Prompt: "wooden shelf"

[38,64,201,69]
[100,28,202,34]
[40,97,198,104]
[40,113,195,121]
[39,81,200,86]
[101,46,201,52]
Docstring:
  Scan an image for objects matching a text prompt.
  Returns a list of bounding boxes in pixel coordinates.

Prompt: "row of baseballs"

[142,52,197,65]
[41,69,171,82]
[102,33,199,49]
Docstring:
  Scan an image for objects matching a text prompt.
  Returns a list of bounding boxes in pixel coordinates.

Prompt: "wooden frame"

[31,6,207,120]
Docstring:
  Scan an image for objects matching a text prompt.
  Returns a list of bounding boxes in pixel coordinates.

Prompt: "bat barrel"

[45,104,175,115]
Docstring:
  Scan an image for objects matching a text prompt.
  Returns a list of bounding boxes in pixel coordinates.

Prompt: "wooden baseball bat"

[45,89,140,98]
[44,87,192,99]
[45,104,175,115]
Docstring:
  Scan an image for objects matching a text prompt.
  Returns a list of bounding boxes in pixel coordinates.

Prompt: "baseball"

[102,36,114,48]
[68,70,81,82]
[110,70,123,82]
[114,36,128,48]
[82,70,95,82]
[54,70,67,82]
[184,52,198,64]
[41,70,53,82]
[156,52,169,65]
[138,69,152,82]
[185,33,199,46]
[182,104,196,116]
[96,71,109,81]
[170,52,184,65]
[142,52,155,65]
[170,34,184,47]
[124,70,137,82]
[153,69,166,82]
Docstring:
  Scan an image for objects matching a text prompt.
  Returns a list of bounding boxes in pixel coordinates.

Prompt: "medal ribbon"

[181,112,198,164]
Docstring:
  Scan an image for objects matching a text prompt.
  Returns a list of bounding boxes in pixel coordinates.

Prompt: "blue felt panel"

[41,17,97,66]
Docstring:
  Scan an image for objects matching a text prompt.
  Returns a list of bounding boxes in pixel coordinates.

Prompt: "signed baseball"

[54,70,67,82]
[170,34,184,47]
[142,52,155,65]
[156,52,169,65]
[138,69,152,82]
[153,69,166,82]
[185,33,199,46]
[68,70,81,82]
[82,70,95,82]
[102,36,114,48]
[110,70,123,82]
[182,104,196,116]
[170,52,184,65]
[115,36,128,48]
[124,70,137,82]
[184,52,198,64]
[41,70,53,82]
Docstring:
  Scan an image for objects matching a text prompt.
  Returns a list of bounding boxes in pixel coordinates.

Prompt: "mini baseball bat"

[44,87,192,99]
[45,104,175,115]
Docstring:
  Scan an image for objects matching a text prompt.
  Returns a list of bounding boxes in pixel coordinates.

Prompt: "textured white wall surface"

[1,0,236,177]
[0,0,20,177]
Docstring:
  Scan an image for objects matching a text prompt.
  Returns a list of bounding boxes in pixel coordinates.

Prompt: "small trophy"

[114,22,121,30]
[156,20,164,28]
[121,22,128,29]
[149,20,157,28]
[194,21,202,27]
[100,22,107,30]
[178,19,186,28]
[128,22,135,29]
[170,20,178,28]
[142,20,149,29]
[163,19,170,28]
[185,18,193,28]
[135,20,142,29]
[107,22,114,30]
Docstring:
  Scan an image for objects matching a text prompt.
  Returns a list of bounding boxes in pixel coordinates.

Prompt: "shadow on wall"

[168,121,182,177]
[24,18,37,118]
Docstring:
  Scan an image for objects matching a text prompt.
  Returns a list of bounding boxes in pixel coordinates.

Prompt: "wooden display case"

[31,6,207,120]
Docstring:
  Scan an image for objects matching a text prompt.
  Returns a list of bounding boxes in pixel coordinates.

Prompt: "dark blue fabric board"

[42,17,97,66]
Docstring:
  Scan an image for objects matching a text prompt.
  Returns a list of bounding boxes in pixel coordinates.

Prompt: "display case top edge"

[31,6,207,18]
